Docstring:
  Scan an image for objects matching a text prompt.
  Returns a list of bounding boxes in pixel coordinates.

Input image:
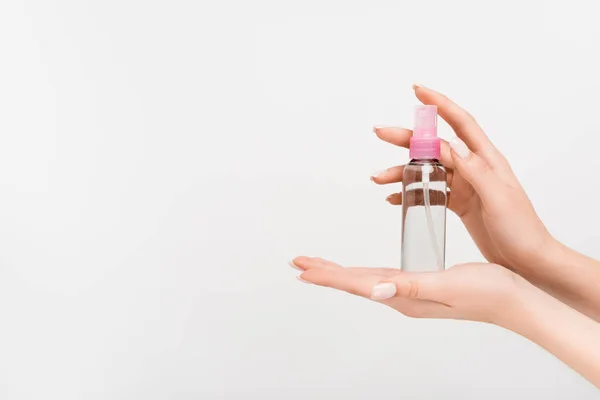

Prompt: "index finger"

[373,126,412,148]
[413,85,496,160]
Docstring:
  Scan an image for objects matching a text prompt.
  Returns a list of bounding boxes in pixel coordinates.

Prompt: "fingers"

[440,139,454,168]
[385,190,447,207]
[299,265,452,318]
[388,189,462,222]
[291,256,342,271]
[293,256,445,302]
[300,268,382,298]
[413,85,498,163]
[373,127,455,168]
[370,165,404,185]
[294,259,453,318]
[372,271,450,305]
[386,192,402,205]
[292,257,401,278]
[373,126,411,147]
[448,137,500,206]
[404,188,447,207]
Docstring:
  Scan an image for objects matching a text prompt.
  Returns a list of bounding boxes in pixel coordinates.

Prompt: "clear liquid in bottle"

[401,159,447,272]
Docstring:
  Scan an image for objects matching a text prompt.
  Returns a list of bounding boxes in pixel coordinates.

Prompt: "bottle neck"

[409,158,440,165]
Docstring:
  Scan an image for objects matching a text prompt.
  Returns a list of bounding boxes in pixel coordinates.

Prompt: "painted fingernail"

[296,275,312,284]
[288,260,303,271]
[370,169,387,181]
[412,83,426,90]
[370,282,397,300]
[450,137,470,159]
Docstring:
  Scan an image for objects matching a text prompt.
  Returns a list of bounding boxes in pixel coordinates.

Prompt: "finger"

[444,175,471,216]
[413,86,496,161]
[386,192,402,205]
[386,190,447,207]
[292,256,342,271]
[372,130,455,169]
[301,268,452,319]
[371,144,454,185]
[448,137,500,206]
[440,139,454,168]
[390,190,464,226]
[370,165,404,185]
[373,126,411,148]
[404,188,447,207]
[300,268,382,298]
[371,271,450,304]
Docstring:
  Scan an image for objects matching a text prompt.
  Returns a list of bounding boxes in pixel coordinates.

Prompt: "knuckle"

[408,281,420,299]
[467,156,491,176]
[455,112,478,134]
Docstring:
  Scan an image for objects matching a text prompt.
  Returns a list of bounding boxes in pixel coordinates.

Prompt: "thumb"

[370,272,448,302]
[449,137,499,205]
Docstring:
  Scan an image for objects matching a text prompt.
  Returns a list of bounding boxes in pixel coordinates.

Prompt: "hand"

[292,256,525,326]
[292,256,600,388]
[372,85,553,273]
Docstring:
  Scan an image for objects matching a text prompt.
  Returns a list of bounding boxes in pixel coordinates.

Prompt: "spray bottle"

[401,105,447,272]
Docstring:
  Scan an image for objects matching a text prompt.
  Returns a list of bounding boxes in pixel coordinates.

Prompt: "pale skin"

[290,85,600,388]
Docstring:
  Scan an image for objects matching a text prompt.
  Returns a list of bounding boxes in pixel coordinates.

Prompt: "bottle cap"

[409,105,441,159]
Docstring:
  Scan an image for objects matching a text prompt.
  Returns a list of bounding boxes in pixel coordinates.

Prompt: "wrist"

[491,273,541,332]
[496,272,600,388]
[516,235,581,291]
[513,233,563,280]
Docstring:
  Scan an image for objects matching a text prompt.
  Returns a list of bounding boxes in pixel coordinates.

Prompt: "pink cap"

[409,105,441,159]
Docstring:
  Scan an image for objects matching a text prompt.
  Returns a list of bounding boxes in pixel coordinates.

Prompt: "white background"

[0,0,599,398]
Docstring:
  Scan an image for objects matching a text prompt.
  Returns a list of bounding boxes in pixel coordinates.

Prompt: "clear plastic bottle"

[401,106,447,272]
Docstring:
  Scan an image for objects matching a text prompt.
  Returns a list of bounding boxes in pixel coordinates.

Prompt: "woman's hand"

[291,256,600,388]
[291,256,524,327]
[371,85,600,321]
[372,85,552,274]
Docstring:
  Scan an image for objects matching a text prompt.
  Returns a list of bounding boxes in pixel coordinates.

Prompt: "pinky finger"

[386,193,402,205]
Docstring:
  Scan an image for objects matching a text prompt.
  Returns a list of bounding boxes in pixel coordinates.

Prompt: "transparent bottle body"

[401,159,447,272]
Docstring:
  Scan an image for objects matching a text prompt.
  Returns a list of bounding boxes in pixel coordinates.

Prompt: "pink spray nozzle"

[410,105,441,159]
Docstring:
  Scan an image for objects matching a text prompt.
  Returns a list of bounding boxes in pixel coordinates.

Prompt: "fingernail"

[413,83,426,90]
[288,260,303,271]
[373,126,387,132]
[385,194,394,203]
[296,275,312,284]
[450,137,470,159]
[370,169,387,181]
[370,282,397,300]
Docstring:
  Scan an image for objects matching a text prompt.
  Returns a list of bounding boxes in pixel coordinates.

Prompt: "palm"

[292,257,521,324]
